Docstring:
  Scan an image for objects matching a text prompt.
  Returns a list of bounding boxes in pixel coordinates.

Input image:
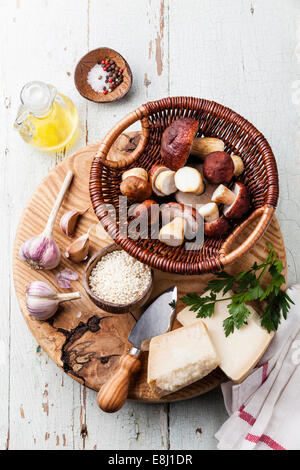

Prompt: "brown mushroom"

[122,167,148,182]
[161,118,199,171]
[161,202,201,240]
[174,167,205,195]
[174,161,218,208]
[159,216,187,247]
[106,131,142,162]
[197,202,230,237]
[149,164,176,197]
[133,199,159,224]
[203,215,230,238]
[120,176,152,202]
[212,182,250,219]
[203,151,234,184]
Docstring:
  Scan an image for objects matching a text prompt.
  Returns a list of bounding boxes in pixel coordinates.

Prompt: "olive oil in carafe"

[15,81,79,152]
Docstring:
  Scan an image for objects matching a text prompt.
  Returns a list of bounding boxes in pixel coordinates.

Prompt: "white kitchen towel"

[215,285,300,450]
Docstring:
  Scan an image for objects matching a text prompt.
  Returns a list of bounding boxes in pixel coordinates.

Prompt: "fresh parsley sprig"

[181,243,294,336]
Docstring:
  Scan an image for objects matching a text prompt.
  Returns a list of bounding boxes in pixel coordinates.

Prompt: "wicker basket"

[90,97,278,275]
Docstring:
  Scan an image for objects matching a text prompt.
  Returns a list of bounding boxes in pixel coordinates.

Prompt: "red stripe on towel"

[238,405,256,426]
[262,362,269,384]
[246,433,285,450]
[245,433,259,443]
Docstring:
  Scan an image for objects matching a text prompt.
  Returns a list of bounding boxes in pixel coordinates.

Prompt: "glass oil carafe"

[14,81,79,152]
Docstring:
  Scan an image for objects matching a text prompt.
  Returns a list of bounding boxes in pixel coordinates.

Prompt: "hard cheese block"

[147,321,220,397]
[177,291,274,383]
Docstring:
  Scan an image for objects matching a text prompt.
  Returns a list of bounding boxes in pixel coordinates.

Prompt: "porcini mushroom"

[174,167,205,195]
[120,176,152,202]
[159,216,187,247]
[190,137,225,159]
[197,202,230,237]
[203,215,230,238]
[161,202,201,240]
[203,151,234,184]
[107,131,142,162]
[161,118,199,170]
[122,167,148,182]
[133,199,159,224]
[231,155,245,177]
[149,164,176,197]
[212,182,250,219]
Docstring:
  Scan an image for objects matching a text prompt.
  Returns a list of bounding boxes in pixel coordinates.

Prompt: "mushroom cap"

[203,151,234,184]
[120,176,152,202]
[149,164,170,197]
[175,181,218,208]
[133,199,159,224]
[204,215,230,238]
[161,118,199,171]
[223,182,250,219]
[161,202,202,240]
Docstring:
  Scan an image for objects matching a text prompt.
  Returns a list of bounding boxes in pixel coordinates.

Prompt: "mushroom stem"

[231,155,244,177]
[174,167,205,195]
[212,185,235,205]
[190,137,225,159]
[198,203,219,222]
[159,217,187,247]
[155,170,176,196]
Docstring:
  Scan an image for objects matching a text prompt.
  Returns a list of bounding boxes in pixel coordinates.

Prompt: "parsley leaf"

[180,243,293,336]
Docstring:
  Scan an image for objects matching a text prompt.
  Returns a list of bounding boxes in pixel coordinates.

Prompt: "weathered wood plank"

[168,0,300,449]
[73,0,170,450]
[2,0,88,450]
[0,3,11,449]
[1,0,299,450]
[169,389,228,450]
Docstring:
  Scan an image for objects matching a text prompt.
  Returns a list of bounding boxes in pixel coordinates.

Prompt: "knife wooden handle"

[97,352,141,413]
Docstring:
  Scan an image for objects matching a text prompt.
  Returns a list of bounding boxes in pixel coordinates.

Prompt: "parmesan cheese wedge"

[147,322,220,397]
[177,291,274,383]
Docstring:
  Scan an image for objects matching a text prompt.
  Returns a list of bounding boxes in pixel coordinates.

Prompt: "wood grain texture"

[13,145,286,404]
[1,0,299,451]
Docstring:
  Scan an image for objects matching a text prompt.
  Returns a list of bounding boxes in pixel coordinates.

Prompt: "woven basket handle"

[220,205,275,266]
[95,105,150,169]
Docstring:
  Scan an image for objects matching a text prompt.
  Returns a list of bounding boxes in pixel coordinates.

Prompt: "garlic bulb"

[26,281,81,321]
[65,230,90,263]
[19,171,73,270]
[60,207,89,237]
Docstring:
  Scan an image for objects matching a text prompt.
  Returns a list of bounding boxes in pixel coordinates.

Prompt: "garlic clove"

[55,268,79,289]
[60,207,90,237]
[64,231,90,263]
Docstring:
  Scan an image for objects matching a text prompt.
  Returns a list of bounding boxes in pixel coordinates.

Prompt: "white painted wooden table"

[1,0,299,450]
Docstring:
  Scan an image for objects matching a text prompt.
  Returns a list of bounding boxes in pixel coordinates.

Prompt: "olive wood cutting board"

[13,143,287,403]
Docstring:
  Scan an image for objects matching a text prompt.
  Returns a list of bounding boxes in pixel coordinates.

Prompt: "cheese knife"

[97,286,177,413]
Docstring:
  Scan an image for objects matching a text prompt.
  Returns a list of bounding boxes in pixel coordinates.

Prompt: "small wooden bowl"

[74,47,132,103]
[83,244,154,314]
